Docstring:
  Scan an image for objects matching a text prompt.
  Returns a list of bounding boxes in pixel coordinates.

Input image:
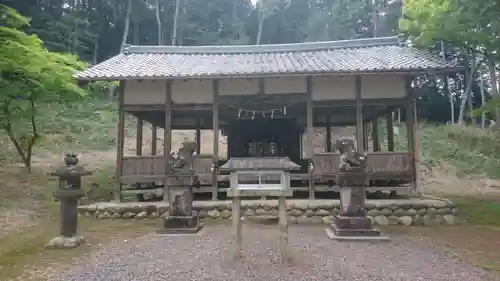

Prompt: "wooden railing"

[121,155,166,183]
[310,152,412,180]
[120,154,217,185]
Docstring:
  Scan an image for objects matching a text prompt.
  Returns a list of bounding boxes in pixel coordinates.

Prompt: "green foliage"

[0,4,88,169]
[396,124,500,178]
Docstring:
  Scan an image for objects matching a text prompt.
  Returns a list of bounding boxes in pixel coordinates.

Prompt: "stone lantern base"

[46,236,85,249]
[157,215,204,234]
[325,173,390,242]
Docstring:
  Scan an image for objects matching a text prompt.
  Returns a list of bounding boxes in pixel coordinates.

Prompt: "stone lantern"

[46,153,92,249]
[325,139,389,241]
[157,140,203,234]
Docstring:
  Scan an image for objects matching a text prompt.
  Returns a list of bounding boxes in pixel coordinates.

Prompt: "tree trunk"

[156,0,162,45]
[458,54,477,124]
[92,38,99,65]
[171,0,181,46]
[120,0,132,52]
[480,74,486,129]
[488,62,500,128]
[440,41,454,124]
[256,7,264,44]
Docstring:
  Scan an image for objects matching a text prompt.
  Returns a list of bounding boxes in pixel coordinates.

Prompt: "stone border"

[78,199,459,226]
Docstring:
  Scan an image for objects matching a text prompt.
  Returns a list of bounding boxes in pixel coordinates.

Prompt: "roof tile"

[76,36,459,80]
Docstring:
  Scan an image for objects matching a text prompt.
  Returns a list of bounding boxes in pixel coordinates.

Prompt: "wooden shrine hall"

[75,36,459,201]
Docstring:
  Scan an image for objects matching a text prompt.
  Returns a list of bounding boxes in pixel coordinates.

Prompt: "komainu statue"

[334,139,366,171]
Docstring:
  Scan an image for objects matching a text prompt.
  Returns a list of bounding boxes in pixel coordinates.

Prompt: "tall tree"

[0,4,87,170]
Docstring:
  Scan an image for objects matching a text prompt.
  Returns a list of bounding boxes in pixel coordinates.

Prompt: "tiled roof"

[75,36,459,80]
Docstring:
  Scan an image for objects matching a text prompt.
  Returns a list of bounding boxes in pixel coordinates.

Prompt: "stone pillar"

[47,153,92,249]
[326,140,389,241]
[157,141,203,234]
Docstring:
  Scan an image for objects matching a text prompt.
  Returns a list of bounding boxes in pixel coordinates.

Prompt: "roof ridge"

[123,36,404,55]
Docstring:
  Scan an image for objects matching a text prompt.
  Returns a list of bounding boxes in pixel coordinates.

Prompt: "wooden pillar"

[135,116,144,201]
[306,76,315,199]
[151,125,157,155]
[163,80,172,202]
[363,123,369,151]
[278,196,290,261]
[326,116,332,152]
[386,113,394,151]
[372,119,380,152]
[232,197,242,259]
[136,117,143,156]
[212,80,219,200]
[355,76,364,153]
[195,118,201,154]
[405,77,419,197]
[115,80,126,202]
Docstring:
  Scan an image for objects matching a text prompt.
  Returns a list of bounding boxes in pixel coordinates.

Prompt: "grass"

[0,217,160,281]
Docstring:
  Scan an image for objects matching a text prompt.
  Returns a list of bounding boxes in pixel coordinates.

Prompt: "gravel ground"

[52,224,497,281]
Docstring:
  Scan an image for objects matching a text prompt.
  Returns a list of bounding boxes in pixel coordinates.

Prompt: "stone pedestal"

[326,172,389,241]
[157,171,203,235]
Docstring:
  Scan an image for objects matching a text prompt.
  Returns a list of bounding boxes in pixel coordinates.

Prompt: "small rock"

[289,209,303,217]
[149,212,159,218]
[311,216,323,224]
[434,215,444,225]
[366,209,381,216]
[451,208,459,216]
[98,212,111,219]
[304,210,315,217]
[220,210,231,219]
[135,212,148,219]
[244,209,256,217]
[413,215,423,226]
[407,209,417,216]
[269,209,279,216]
[122,212,135,219]
[315,209,329,216]
[111,213,122,219]
[437,208,451,214]
[322,216,333,224]
[255,208,267,215]
[417,208,427,215]
[422,215,434,226]
[393,209,407,216]
[426,207,437,214]
[294,202,308,210]
[443,215,456,225]
[400,216,413,226]
[388,204,399,211]
[387,215,400,225]
[46,236,85,249]
[380,208,392,216]
[374,216,389,226]
[208,209,220,219]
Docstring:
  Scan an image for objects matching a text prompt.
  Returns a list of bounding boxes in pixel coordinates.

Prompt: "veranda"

[76,36,459,202]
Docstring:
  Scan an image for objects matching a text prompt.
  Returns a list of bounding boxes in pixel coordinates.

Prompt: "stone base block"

[327,215,389,241]
[325,228,390,242]
[157,215,204,234]
[334,216,372,230]
[46,236,85,249]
